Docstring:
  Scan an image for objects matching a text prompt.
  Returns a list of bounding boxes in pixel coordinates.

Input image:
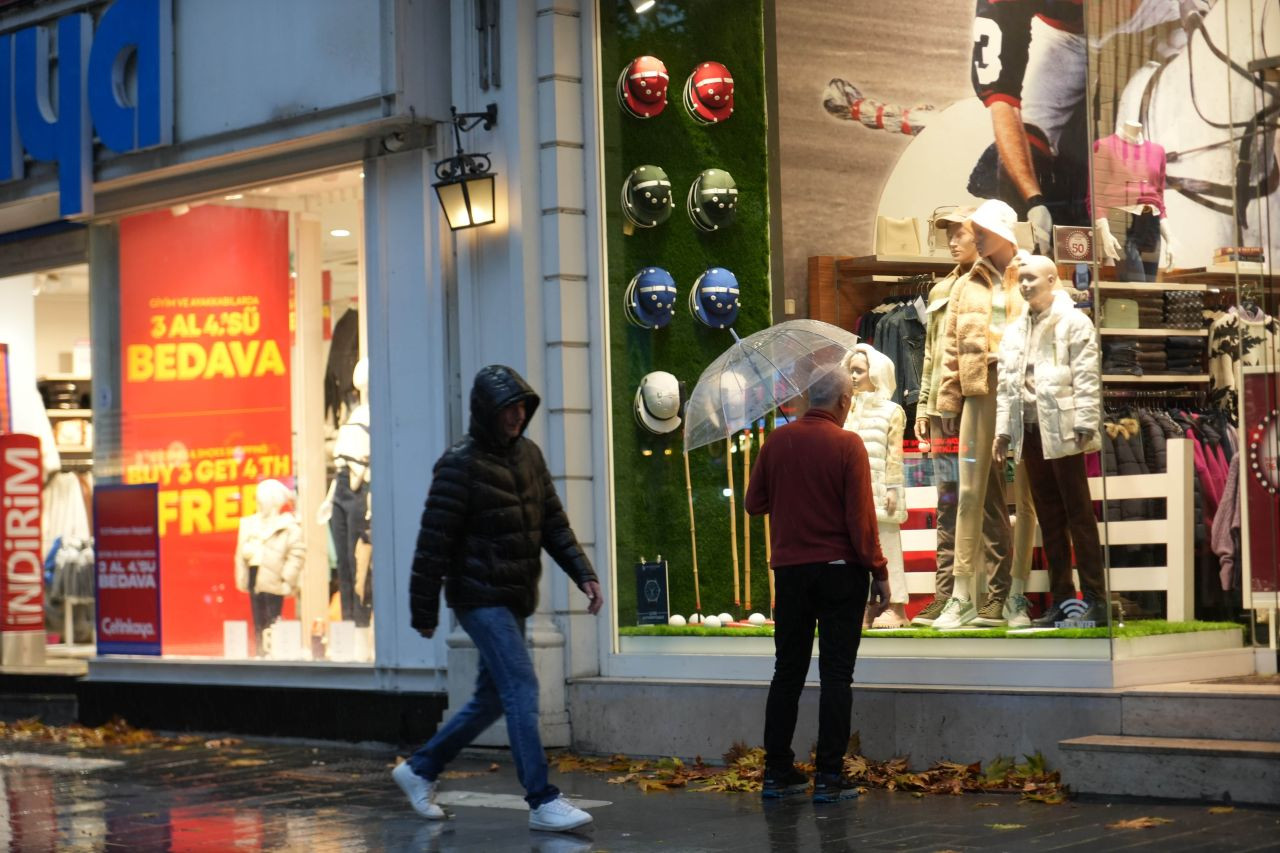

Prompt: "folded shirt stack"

[1164,291,1206,329]
[1102,339,1142,375]
[1165,335,1207,374]
[1136,295,1164,329]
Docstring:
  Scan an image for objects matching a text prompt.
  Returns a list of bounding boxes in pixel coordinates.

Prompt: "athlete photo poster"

[774,0,1279,318]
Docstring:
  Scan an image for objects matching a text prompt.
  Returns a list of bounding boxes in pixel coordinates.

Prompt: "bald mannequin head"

[1016,254,1059,314]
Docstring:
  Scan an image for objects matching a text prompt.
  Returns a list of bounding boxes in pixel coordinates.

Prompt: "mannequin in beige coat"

[235,479,305,653]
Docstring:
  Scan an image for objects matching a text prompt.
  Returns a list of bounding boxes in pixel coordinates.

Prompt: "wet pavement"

[0,735,1277,851]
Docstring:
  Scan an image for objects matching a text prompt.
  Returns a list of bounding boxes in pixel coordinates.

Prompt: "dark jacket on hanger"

[408,366,597,633]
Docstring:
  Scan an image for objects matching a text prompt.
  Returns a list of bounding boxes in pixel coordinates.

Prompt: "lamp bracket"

[452,103,498,134]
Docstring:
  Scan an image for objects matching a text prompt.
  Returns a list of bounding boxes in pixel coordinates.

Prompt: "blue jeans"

[407,607,558,808]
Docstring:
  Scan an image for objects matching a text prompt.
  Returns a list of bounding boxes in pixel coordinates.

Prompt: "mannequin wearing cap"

[1092,120,1172,281]
[933,199,1032,629]
[324,358,373,627]
[235,479,305,654]
[842,344,909,629]
[911,209,975,624]
[993,255,1107,627]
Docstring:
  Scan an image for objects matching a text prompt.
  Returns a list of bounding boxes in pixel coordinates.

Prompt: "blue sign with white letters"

[0,0,172,218]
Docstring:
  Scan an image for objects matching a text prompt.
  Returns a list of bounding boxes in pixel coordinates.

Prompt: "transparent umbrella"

[683,319,861,453]
[678,320,860,619]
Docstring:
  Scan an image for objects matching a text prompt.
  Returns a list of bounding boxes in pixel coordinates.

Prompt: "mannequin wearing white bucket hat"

[931,199,1031,630]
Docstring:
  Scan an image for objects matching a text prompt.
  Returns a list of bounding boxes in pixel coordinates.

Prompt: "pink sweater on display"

[1090,134,1167,217]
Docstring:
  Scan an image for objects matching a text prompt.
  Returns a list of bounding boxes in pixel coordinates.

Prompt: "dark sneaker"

[1080,600,1110,626]
[972,596,1007,627]
[761,766,809,799]
[812,772,860,803]
[910,596,948,626]
[1032,602,1077,628]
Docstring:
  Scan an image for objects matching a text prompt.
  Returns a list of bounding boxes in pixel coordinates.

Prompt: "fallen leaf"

[439,770,485,779]
[637,778,673,793]
[1106,816,1174,830]
[1208,806,1235,815]
[987,823,1025,830]
[488,763,500,772]
[975,802,1000,808]
[912,792,925,799]
[226,759,268,767]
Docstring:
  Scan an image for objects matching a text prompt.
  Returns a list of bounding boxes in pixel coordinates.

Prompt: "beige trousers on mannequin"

[1011,460,1038,583]
[952,364,1012,602]
[878,521,907,604]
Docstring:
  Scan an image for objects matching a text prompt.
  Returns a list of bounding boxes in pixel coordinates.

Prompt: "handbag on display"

[926,206,957,257]
[1101,298,1139,329]
[1013,221,1034,252]
[875,216,921,256]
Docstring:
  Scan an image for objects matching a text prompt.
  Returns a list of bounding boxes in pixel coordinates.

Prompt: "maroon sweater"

[745,409,888,579]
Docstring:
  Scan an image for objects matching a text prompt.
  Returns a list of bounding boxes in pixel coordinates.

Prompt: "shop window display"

[602,0,1269,673]
[98,167,373,661]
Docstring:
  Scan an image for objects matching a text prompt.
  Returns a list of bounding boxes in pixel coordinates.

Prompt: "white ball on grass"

[748,613,767,625]
[668,614,687,626]
[717,612,734,624]
[703,615,722,628]
[688,613,704,624]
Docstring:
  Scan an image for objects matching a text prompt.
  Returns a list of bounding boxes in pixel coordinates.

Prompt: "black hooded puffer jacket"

[409,366,597,632]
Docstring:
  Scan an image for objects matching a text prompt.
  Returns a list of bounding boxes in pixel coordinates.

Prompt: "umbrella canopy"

[683,319,860,452]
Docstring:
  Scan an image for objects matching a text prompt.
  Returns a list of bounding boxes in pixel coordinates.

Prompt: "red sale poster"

[93,484,162,655]
[0,434,44,654]
[119,206,292,655]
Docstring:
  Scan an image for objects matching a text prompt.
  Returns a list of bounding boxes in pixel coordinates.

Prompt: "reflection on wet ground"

[0,737,1276,851]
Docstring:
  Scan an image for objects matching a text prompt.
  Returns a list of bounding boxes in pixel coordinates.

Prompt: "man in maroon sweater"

[746,365,889,803]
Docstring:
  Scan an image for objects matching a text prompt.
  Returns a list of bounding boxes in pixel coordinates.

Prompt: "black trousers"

[330,470,372,627]
[248,566,285,655]
[1021,427,1106,603]
[764,562,870,775]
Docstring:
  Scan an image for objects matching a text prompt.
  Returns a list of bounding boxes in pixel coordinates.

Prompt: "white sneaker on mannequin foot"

[393,762,445,819]
[529,796,593,831]
[932,597,977,630]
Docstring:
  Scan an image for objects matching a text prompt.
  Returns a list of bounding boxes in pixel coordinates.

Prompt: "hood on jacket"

[1039,288,1075,318]
[469,365,541,451]
[849,343,897,402]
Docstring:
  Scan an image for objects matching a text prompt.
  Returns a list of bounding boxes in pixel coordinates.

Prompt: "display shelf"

[1097,281,1215,292]
[39,374,91,382]
[46,408,92,418]
[1101,374,1210,383]
[1159,267,1276,285]
[835,274,914,288]
[835,254,955,277]
[1098,328,1208,337]
[56,445,93,455]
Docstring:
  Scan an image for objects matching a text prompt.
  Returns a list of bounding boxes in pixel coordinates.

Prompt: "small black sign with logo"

[634,558,670,625]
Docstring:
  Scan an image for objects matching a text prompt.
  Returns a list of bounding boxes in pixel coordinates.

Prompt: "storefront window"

[1087,0,1280,636]
[597,0,1266,680]
[97,167,372,661]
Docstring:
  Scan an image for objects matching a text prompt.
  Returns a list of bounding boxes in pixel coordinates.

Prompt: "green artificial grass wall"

[600,1,772,624]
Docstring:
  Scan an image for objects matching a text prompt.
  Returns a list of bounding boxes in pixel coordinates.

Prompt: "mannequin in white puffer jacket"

[842,344,910,629]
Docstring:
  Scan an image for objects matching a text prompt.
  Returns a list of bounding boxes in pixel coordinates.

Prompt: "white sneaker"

[1004,594,1033,629]
[393,761,445,819]
[529,795,593,832]
[932,597,977,630]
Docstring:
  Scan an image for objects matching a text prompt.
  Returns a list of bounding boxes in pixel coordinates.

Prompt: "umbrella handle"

[726,436,741,609]
[742,431,751,613]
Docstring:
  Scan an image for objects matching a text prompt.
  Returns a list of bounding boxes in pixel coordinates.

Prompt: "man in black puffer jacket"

[392,365,602,833]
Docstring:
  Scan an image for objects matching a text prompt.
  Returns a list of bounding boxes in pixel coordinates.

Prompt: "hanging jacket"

[937,257,1025,415]
[842,344,908,524]
[408,365,597,633]
[1211,453,1242,592]
[918,265,966,418]
[995,290,1102,462]
[235,511,305,596]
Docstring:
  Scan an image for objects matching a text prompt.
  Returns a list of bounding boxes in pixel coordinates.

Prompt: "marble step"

[1059,734,1280,805]
[1120,686,1280,741]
